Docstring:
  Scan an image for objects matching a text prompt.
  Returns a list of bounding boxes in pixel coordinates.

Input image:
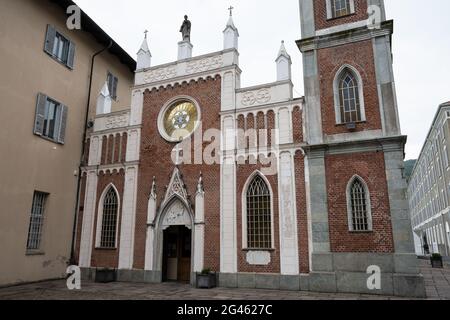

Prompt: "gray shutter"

[34,93,47,136]
[44,25,56,55]
[112,76,118,99]
[66,41,76,69]
[57,105,68,144]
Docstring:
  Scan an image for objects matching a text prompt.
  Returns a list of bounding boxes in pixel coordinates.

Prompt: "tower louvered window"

[246,175,272,249]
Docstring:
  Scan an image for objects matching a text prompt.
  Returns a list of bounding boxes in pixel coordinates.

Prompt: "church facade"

[75,0,425,297]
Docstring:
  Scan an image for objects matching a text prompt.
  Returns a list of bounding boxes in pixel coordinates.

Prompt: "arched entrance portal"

[156,197,194,283]
[162,225,192,282]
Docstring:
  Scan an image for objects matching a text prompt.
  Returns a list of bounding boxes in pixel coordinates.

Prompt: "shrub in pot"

[430,253,443,268]
[196,268,216,289]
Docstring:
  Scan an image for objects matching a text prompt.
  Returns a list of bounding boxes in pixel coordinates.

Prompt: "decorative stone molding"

[143,66,177,83]
[186,55,223,74]
[162,200,192,229]
[105,114,129,130]
[94,111,130,133]
[246,251,271,266]
[241,88,271,106]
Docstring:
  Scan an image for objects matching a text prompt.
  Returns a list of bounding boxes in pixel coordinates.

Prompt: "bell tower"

[297,0,425,297]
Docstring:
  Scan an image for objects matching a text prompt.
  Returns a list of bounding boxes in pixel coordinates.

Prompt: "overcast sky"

[75,0,450,160]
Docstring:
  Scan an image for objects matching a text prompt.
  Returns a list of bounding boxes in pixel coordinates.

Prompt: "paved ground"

[0,260,448,300]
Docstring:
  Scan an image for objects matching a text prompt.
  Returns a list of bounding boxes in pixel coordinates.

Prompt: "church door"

[162,226,192,282]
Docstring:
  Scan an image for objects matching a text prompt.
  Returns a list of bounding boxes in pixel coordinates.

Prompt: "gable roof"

[50,0,136,72]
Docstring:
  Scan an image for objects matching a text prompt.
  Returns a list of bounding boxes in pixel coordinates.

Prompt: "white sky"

[75,0,450,160]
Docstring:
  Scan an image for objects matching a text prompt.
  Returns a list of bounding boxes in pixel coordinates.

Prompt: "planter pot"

[95,268,117,283]
[431,257,443,268]
[196,273,217,289]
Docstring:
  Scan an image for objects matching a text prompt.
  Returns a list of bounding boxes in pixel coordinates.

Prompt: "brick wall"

[314,0,368,30]
[325,151,394,253]
[133,76,222,271]
[236,160,281,273]
[317,39,382,136]
[90,169,125,268]
[294,151,309,273]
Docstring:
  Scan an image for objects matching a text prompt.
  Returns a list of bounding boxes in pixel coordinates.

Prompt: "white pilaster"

[278,151,299,275]
[223,15,239,50]
[144,177,157,270]
[220,116,237,273]
[276,41,292,82]
[194,175,205,272]
[136,37,152,70]
[96,82,112,115]
[118,165,138,269]
[79,171,98,268]
[178,41,193,60]
[130,89,143,126]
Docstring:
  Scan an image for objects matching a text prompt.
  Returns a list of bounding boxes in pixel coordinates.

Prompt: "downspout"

[70,40,113,265]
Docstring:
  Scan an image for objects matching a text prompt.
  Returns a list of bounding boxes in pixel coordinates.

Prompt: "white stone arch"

[241,170,275,250]
[333,64,366,124]
[152,194,195,281]
[346,175,373,232]
[95,183,121,248]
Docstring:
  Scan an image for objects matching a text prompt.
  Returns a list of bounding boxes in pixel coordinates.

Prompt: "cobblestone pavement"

[0,260,448,300]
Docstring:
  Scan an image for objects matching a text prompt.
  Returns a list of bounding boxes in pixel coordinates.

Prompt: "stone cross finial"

[144,29,149,39]
[228,6,234,16]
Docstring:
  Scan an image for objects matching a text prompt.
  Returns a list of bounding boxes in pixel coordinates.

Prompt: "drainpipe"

[70,40,113,265]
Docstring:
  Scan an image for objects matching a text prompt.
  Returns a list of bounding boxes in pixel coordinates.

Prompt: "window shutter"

[57,104,68,144]
[112,76,118,99]
[34,93,47,136]
[44,25,56,55]
[67,41,76,69]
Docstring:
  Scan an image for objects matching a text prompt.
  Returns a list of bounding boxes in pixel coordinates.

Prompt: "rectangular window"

[52,33,70,64]
[44,25,75,69]
[107,72,118,100]
[26,192,48,251]
[331,0,352,18]
[34,93,68,144]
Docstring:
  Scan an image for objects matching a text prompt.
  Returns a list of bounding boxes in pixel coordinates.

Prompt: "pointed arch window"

[347,176,372,232]
[98,186,119,248]
[246,175,273,249]
[334,66,365,125]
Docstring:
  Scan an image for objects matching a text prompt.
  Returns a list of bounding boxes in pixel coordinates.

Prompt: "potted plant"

[95,267,117,283]
[430,253,443,268]
[196,268,217,289]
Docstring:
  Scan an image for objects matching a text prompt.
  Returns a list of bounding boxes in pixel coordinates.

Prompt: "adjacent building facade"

[0,0,135,286]
[74,0,424,297]
[407,102,450,257]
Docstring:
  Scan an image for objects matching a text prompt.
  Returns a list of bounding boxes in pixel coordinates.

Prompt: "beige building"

[0,0,135,286]
[408,101,450,258]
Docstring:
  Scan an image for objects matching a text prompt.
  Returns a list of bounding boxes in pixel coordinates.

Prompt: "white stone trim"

[194,189,205,272]
[79,171,98,268]
[333,64,366,124]
[95,183,121,249]
[157,95,202,143]
[277,151,300,275]
[118,166,138,269]
[346,175,373,232]
[241,170,275,250]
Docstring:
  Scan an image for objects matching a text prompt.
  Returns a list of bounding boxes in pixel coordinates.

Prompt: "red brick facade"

[317,39,382,136]
[133,76,222,271]
[314,0,369,30]
[325,152,394,253]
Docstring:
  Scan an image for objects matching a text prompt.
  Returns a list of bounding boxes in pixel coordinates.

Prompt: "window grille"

[246,175,272,249]
[100,187,119,248]
[26,192,48,250]
[349,178,370,231]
